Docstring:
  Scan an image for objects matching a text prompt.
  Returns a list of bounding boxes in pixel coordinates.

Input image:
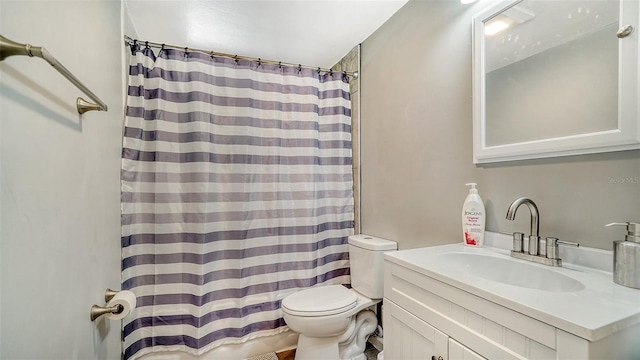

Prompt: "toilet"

[281,234,397,360]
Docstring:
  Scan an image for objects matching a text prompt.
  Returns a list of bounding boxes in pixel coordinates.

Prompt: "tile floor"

[364,341,381,360]
[266,341,381,360]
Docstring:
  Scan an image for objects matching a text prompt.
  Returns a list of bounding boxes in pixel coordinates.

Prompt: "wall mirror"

[472,0,639,164]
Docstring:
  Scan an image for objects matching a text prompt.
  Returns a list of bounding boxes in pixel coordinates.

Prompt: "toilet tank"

[348,234,397,299]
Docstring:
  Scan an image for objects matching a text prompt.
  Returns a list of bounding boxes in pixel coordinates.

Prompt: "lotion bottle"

[462,183,485,247]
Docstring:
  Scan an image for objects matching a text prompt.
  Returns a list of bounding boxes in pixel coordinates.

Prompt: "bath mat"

[247,352,278,360]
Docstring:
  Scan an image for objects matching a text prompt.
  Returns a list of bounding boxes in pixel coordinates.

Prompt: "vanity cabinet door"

[449,338,486,360]
[384,300,448,360]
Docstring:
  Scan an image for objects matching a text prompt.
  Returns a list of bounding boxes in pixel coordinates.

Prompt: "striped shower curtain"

[121,44,354,359]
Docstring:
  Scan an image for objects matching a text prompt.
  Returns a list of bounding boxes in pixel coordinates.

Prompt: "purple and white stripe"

[121,45,354,359]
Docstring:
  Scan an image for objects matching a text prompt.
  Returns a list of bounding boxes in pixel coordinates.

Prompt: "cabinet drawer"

[449,338,486,360]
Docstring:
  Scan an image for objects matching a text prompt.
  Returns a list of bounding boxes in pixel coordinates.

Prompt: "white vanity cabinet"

[449,339,485,360]
[383,257,640,360]
[385,300,484,360]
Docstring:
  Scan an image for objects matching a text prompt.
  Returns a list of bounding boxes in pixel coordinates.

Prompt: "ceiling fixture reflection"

[485,19,511,35]
[485,5,536,36]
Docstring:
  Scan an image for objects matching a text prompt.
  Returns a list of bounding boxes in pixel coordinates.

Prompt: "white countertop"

[384,241,640,341]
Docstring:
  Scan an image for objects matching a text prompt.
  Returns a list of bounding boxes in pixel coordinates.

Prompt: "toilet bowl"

[281,235,397,360]
[282,285,378,360]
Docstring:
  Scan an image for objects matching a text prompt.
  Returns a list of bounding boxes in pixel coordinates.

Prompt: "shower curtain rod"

[124,36,358,78]
[0,34,108,114]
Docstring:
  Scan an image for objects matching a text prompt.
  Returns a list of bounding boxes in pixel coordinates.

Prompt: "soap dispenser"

[462,183,485,247]
[606,222,640,289]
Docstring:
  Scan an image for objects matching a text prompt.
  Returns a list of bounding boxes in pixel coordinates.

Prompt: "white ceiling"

[124,0,409,69]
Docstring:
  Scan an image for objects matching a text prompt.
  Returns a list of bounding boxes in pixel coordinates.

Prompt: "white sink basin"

[384,242,640,342]
[440,252,585,292]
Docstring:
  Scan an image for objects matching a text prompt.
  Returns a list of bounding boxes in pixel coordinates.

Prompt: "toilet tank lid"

[348,234,397,251]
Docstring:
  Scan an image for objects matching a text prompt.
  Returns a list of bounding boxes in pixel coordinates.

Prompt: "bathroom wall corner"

[333,44,362,234]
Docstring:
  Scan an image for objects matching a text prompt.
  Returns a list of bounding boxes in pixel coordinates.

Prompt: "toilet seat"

[281,285,357,317]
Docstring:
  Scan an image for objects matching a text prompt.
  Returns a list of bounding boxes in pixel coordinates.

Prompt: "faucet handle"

[512,232,524,252]
[558,240,579,247]
[546,237,579,260]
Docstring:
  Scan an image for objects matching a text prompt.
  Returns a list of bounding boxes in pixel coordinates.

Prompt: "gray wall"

[360,0,640,250]
[1,1,124,358]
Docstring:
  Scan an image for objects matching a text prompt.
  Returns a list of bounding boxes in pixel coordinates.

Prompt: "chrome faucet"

[505,197,578,266]
[506,197,540,255]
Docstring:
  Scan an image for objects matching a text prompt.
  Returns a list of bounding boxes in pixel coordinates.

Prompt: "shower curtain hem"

[127,326,293,360]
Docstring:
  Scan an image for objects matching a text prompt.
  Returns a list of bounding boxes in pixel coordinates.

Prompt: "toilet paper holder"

[90,288,124,321]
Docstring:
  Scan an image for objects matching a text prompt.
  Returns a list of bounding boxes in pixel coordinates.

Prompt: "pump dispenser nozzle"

[606,222,640,242]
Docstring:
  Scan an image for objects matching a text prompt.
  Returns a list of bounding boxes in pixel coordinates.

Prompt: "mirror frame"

[472,0,640,164]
